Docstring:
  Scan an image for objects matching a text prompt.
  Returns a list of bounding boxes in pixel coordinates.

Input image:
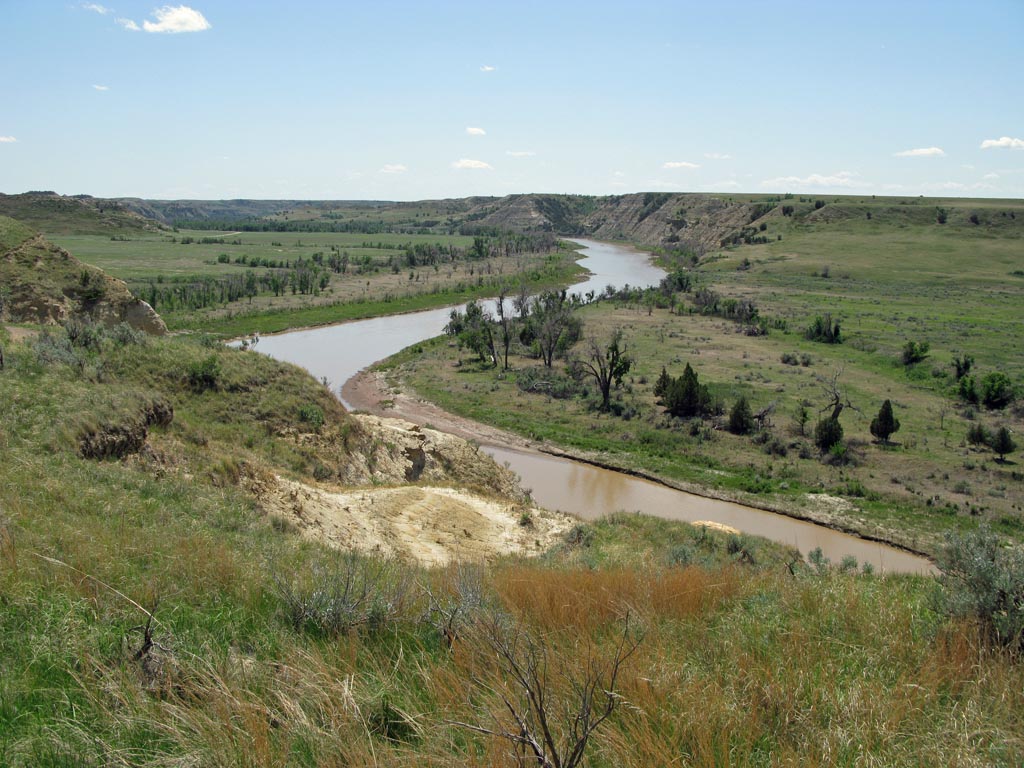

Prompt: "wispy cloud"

[894,146,945,157]
[980,136,1024,150]
[379,163,407,174]
[466,126,486,136]
[480,65,496,72]
[506,150,535,157]
[761,171,866,189]
[663,160,700,169]
[704,152,731,160]
[82,2,112,14]
[0,136,17,143]
[452,158,492,170]
[120,5,211,33]
[983,172,999,180]
[92,84,110,91]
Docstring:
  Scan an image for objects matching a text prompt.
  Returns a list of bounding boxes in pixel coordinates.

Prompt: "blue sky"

[1,0,1022,200]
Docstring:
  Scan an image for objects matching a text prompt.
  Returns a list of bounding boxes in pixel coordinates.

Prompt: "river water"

[252,239,933,574]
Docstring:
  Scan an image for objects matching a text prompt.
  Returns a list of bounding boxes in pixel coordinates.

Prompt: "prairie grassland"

[1,327,1022,767]
[51,230,583,336]
[383,201,1024,552]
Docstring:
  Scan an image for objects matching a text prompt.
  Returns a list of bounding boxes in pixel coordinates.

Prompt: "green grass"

[1,324,1022,766]
[381,201,1024,554]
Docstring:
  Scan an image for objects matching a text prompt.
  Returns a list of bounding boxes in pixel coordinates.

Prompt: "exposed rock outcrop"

[0,217,167,334]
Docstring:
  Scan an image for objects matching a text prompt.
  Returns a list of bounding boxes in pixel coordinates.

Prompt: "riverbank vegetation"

[2,325,1023,766]
[378,197,1024,554]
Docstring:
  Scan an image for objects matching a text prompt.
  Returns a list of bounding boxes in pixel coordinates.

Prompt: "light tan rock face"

[0,225,167,334]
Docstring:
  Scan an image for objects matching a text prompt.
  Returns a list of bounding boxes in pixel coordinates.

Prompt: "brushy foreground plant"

[935,524,1024,652]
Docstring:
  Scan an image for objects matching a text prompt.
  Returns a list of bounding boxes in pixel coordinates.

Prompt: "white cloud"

[119,5,211,33]
[983,172,1000,180]
[480,65,496,72]
[379,163,407,174]
[894,147,945,157]
[662,160,700,169]
[466,126,486,136]
[506,150,535,157]
[452,158,493,170]
[0,136,17,143]
[761,171,866,189]
[82,3,112,14]
[980,136,1024,150]
[92,84,110,91]
[704,152,732,160]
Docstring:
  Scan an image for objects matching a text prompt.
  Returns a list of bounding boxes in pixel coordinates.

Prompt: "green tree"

[574,330,632,412]
[990,427,1016,461]
[523,290,582,368]
[901,340,930,365]
[870,399,900,443]
[664,363,711,419]
[980,371,1015,409]
[728,396,754,435]
[445,300,497,366]
[815,417,844,452]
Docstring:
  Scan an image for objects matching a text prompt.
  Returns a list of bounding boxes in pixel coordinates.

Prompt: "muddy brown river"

[253,239,934,574]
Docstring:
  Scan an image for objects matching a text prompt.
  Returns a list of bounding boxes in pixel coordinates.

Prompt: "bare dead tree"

[453,612,642,768]
[817,368,861,422]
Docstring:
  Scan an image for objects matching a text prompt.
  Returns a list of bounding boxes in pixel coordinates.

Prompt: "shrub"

[980,371,1015,409]
[780,352,799,366]
[959,375,979,405]
[815,417,844,452]
[901,340,930,365]
[952,353,974,380]
[805,313,841,344]
[298,403,325,431]
[990,426,1016,461]
[728,396,754,435]
[935,525,1024,652]
[186,355,221,392]
[966,422,990,447]
[870,399,900,443]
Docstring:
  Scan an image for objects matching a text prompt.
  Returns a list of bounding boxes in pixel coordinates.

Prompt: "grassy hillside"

[1,326,1022,766]
[0,193,165,236]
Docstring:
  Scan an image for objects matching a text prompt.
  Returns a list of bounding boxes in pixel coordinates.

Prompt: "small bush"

[298,403,325,431]
[186,355,221,392]
[805,313,842,344]
[980,371,1015,410]
[815,417,844,452]
[728,396,754,435]
[901,340,930,366]
[935,525,1024,652]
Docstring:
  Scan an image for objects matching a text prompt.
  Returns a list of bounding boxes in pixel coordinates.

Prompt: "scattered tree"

[952,353,974,381]
[728,396,755,435]
[901,340,930,365]
[573,330,632,412]
[446,300,497,367]
[522,290,582,368]
[815,417,844,452]
[663,363,713,419]
[805,313,842,344]
[870,399,900,443]
[980,371,1015,410]
[990,426,1016,462]
[653,366,672,401]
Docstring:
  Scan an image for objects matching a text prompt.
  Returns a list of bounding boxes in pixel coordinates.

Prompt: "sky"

[1,0,1022,200]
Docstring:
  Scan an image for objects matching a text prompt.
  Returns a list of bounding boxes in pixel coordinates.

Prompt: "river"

[252,239,934,574]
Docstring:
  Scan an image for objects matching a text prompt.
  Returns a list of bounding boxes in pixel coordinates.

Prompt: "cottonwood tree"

[573,329,632,411]
[446,299,497,366]
[522,290,582,368]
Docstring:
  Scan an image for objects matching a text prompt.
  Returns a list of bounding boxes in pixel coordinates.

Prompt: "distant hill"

[0,192,168,236]
[0,216,166,333]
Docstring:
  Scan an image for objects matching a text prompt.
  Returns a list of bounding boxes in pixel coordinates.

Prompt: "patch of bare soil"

[244,470,572,566]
